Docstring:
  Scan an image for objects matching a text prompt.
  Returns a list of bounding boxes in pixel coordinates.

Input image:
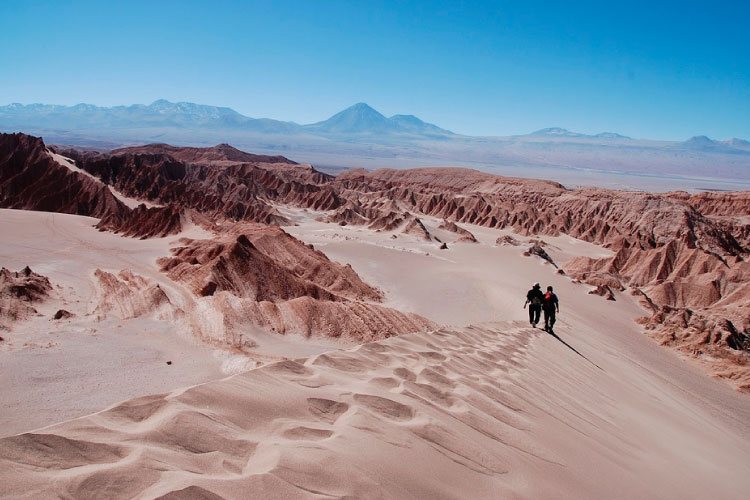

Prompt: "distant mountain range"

[524,127,632,139]
[8,99,747,143]
[1,99,749,189]
[0,100,453,138]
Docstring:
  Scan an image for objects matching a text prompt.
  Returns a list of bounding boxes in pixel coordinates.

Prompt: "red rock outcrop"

[402,217,432,240]
[110,143,297,166]
[158,225,382,302]
[0,266,52,330]
[0,133,187,238]
[157,225,432,345]
[58,144,341,226]
[589,285,616,301]
[526,243,557,268]
[438,219,477,242]
[95,205,184,239]
[0,133,125,218]
[93,269,176,320]
[496,235,521,246]
[1,134,434,347]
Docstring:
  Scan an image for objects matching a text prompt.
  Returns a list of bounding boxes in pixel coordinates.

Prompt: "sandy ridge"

[2,320,749,500]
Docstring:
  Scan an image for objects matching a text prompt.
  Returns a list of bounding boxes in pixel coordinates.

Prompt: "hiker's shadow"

[546,329,604,371]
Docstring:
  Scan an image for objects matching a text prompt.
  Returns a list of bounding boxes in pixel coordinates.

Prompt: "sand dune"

[2,320,749,499]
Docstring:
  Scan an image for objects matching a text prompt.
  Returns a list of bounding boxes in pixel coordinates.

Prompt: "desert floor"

[1,207,749,499]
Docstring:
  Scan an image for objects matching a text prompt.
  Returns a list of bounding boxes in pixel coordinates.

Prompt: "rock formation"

[2,133,749,387]
[57,144,340,227]
[438,219,477,242]
[0,133,125,218]
[93,269,176,321]
[402,217,432,241]
[159,227,380,302]
[109,142,298,166]
[526,243,557,267]
[0,266,52,330]
[496,235,521,246]
[156,224,431,345]
[589,285,616,301]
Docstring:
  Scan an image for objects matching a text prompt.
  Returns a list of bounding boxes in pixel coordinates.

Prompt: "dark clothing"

[542,292,558,311]
[528,304,541,325]
[526,288,544,326]
[542,292,559,331]
[544,308,556,331]
[526,288,544,305]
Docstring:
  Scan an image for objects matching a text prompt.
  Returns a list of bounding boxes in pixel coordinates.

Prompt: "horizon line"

[1,98,747,142]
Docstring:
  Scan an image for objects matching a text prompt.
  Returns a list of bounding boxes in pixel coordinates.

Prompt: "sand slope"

[2,319,749,499]
[0,210,349,437]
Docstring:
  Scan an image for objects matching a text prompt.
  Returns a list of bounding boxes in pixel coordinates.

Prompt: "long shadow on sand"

[546,329,604,371]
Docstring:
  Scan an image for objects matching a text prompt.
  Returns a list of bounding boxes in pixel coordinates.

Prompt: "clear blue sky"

[1,0,748,139]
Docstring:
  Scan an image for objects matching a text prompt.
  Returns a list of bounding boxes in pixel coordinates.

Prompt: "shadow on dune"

[546,329,604,371]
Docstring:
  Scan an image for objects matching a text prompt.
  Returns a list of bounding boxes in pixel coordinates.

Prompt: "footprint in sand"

[105,393,169,423]
[266,359,314,377]
[155,486,226,500]
[417,367,457,389]
[66,465,162,500]
[369,376,400,389]
[417,351,447,362]
[307,398,350,424]
[357,342,390,354]
[401,382,456,409]
[311,353,374,372]
[282,426,334,441]
[0,433,126,469]
[144,411,257,458]
[353,394,415,422]
[393,367,417,382]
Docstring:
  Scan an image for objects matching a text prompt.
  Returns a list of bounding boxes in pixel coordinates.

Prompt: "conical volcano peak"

[307,102,391,133]
[306,103,451,135]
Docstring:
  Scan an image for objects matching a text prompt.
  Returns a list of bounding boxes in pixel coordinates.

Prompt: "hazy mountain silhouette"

[0,99,301,134]
[0,100,452,137]
[1,99,749,185]
[525,127,631,140]
[303,102,452,135]
[678,135,748,154]
[726,138,750,149]
[305,103,392,133]
[527,127,586,138]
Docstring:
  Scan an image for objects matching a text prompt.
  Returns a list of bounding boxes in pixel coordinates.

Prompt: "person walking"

[524,282,543,328]
[542,285,559,332]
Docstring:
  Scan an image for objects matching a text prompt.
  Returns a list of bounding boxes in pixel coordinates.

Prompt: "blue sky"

[1,0,748,139]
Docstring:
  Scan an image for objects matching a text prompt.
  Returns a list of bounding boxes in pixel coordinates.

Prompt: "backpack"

[543,292,555,308]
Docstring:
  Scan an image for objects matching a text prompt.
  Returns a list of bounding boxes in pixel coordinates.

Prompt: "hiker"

[524,282,543,327]
[542,285,559,332]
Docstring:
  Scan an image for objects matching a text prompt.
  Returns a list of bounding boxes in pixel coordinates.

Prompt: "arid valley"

[1,131,749,499]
